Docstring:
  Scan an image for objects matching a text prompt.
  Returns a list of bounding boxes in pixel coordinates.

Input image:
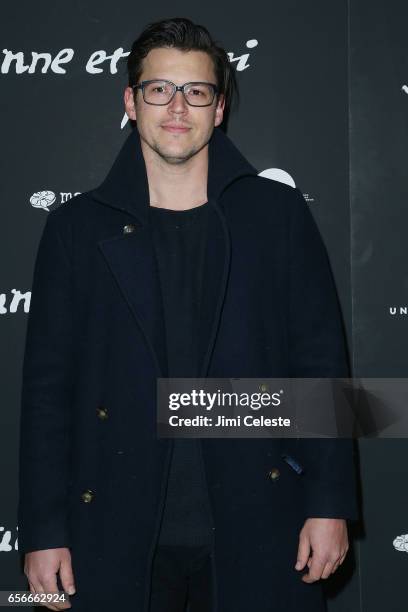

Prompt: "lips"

[161,124,191,133]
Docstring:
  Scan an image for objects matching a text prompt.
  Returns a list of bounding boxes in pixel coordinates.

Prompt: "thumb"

[59,555,76,595]
[295,531,311,570]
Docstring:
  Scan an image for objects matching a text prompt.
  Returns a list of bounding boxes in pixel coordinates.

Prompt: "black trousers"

[148,544,214,612]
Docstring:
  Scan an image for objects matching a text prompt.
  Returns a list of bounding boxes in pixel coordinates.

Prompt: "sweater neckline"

[149,201,209,231]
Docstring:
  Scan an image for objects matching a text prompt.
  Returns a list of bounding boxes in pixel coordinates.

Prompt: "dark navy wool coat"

[18,126,359,612]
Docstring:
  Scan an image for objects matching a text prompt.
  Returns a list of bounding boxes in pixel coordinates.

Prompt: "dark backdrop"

[0,1,407,610]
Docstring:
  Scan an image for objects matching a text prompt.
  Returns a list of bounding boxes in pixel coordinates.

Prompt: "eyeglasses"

[132,79,219,107]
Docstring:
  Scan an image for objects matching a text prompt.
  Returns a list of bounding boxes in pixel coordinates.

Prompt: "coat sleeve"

[18,211,74,553]
[286,187,359,521]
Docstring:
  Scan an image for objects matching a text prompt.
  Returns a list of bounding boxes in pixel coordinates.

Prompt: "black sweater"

[149,202,213,547]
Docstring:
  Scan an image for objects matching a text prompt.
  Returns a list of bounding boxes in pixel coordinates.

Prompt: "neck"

[141,139,208,211]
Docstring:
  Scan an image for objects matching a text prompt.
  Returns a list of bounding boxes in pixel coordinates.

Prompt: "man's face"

[124,47,225,164]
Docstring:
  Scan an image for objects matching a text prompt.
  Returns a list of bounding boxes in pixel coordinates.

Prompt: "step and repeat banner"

[350,1,408,611]
[0,1,406,610]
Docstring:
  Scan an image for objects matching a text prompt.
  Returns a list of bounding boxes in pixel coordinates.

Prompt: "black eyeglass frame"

[132,79,219,107]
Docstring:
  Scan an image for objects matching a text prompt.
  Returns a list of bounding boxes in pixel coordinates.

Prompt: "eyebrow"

[142,79,214,84]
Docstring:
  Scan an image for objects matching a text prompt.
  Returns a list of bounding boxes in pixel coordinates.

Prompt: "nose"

[167,89,188,113]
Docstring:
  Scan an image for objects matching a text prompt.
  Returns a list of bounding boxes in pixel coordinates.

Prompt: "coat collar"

[95,126,257,381]
[91,126,258,223]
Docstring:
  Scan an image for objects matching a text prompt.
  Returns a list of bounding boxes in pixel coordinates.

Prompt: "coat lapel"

[196,200,230,377]
[98,224,169,377]
[91,127,257,379]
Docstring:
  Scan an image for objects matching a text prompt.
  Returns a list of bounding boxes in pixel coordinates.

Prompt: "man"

[18,17,358,612]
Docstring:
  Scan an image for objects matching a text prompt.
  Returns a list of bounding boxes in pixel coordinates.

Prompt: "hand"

[294,518,349,583]
[24,548,75,610]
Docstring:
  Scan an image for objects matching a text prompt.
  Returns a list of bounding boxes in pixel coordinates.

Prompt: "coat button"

[81,489,95,503]
[123,224,136,234]
[267,468,280,481]
[259,382,269,392]
[96,406,108,420]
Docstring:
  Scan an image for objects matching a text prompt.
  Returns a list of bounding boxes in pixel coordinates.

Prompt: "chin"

[155,143,201,164]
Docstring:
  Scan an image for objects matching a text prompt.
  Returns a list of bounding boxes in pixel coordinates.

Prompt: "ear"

[214,93,225,127]
[124,86,137,121]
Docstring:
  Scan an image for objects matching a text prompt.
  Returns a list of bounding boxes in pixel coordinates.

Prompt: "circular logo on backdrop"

[258,168,296,188]
[393,533,408,553]
[30,190,56,212]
